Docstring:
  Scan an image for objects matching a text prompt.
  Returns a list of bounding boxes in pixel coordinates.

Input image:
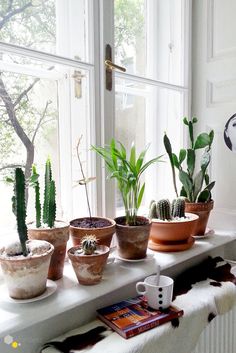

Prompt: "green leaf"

[209,130,214,146]
[197,190,210,203]
[137,183,145,208]
[194,133,211,149]
[179,149,186,164]
[192,117,198,124]
[129,142,136,167]
[204,181,215,192]
[172,153,179,168]
[163,134,172,156]
[180,186,187,197]
[187,149,195,176]
[139,155,164,175]
[189,121,194,147]
[5,177,14,183]
[183,117,189,125]
[193,170,204,201]
[200,151,210,171]
[179,170,193,200]
[205,173,210,185]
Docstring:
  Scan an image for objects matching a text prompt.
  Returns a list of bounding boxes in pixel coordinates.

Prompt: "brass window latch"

[105,44,126,91]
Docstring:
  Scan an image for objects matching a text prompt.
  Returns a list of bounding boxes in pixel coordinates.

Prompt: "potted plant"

[69,136,116,247]
[92,139,162,260]
[27,158,69,281]
[148,198,199,252]
[164,117,215,236]
[0,168,54,299]
[67,235,109,285]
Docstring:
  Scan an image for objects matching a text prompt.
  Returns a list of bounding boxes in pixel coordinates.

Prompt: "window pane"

[114,0,185,85]
[115,77,184,214]
[0,53,93,230]
[0,0,92,62]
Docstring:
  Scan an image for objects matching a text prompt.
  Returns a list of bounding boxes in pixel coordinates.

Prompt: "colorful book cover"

[97,296,184,339]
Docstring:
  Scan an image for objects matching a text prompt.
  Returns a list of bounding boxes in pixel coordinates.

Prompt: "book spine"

[125,311,183,338]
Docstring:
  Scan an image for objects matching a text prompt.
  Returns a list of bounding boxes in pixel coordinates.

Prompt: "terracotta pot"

[0,240,54,299]
[148,213,198,252]
[115,216,151,260]
[70,217,116,248]
[28,221,69,281]
[68,245,110,285]
[185,200,214,236]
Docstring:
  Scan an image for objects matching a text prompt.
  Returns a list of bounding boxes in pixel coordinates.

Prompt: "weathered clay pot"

[70,217,116,248]
[28,221,69,281]
[68,245,110,285]
[148,213,199,252]
[115,216,151,260]
[185,200,214,236]
[0,240,54,299]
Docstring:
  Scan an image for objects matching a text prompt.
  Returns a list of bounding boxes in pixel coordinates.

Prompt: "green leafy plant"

[164,117,215,203]
[149,197,186,221]
[13,168,29,256]
[30,158,56,228]
[92,139,163,226]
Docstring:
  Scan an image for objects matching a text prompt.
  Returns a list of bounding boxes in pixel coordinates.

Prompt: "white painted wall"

[192,0,236,231]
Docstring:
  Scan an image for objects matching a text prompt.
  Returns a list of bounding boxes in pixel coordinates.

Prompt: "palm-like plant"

[92,139,162,225]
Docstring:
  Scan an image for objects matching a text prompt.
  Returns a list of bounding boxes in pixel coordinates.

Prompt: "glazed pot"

[68,245,110,285]
[28,220,69,281]
[185,200,214,236]
[70,217,116,247]
[148,213,198,252]
[115,216,151,260]
[0,240,54,299]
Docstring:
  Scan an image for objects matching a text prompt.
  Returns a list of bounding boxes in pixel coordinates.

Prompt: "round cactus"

[81,235,97,255]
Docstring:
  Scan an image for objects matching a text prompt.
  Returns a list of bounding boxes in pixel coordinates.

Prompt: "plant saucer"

[114,251,154,263]
[1,280,57,304]
[193,228,214,239]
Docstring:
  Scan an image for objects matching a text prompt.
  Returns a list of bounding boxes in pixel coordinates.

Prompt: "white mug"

[136,275,174,310]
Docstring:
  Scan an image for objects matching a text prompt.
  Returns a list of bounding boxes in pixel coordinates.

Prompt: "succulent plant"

[30,158,56,228]
[81,235,97,255]
[13,168,29,256]
[156,199,172,221]
[164,117,215,203]
[149,197,186,221]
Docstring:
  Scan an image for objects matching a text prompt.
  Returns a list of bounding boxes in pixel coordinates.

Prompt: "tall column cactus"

[14,168,28,256]
[43,158,52,224]
[31,165,41,228]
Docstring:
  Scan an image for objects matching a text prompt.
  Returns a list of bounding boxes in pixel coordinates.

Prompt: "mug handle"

[136,282,146,295]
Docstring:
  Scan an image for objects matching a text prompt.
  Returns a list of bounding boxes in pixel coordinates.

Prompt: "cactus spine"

[14,168,28,256]
[172,197,185,218]
[81,235,97,255]
[156,199,172,221]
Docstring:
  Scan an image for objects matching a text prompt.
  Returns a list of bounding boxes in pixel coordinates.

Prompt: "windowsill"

[0,231,235,350]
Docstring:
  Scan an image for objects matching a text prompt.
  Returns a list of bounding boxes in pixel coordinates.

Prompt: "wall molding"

[206,78,236,106]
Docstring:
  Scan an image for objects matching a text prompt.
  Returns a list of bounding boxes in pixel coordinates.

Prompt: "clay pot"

[28,221,69,281]
[115,216,151,260]
[70,217,116,248]
[68,245,110,285]
[185,200,214,236]
[0,240,54,299]
[148,213,198,252]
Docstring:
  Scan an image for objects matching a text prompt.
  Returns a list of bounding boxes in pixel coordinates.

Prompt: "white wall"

[192,0,236,231]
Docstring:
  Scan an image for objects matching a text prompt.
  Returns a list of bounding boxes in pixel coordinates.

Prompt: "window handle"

[105,60,126,72]
[105,44,126,91]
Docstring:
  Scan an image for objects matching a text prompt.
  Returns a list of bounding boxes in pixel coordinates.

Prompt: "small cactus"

[156,199,172,221]
[81,235,97,255]
[148,200,158,219]
[14,168,29,256]
[172,197,185,218]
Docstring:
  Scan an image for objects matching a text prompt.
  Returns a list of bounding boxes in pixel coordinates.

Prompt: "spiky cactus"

[14,168,29,256]
[172,197,185,218]
[149,200,158,219]
[30,158,56,228]
[31,165,41,228]
[156,199,172,221]
[81,235,97,255]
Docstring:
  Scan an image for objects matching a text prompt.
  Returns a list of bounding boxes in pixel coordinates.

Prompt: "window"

[0,0,191,231]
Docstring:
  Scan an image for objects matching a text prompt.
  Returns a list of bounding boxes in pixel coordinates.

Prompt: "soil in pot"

[0,239,54,299]
[70,217,116,248]
[28,221,69,281]
[68,245,109,285]
[115,216,151,260]
[185,200,214,236]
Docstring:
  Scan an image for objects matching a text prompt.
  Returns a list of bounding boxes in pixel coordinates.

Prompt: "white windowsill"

[0,231,235,352]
